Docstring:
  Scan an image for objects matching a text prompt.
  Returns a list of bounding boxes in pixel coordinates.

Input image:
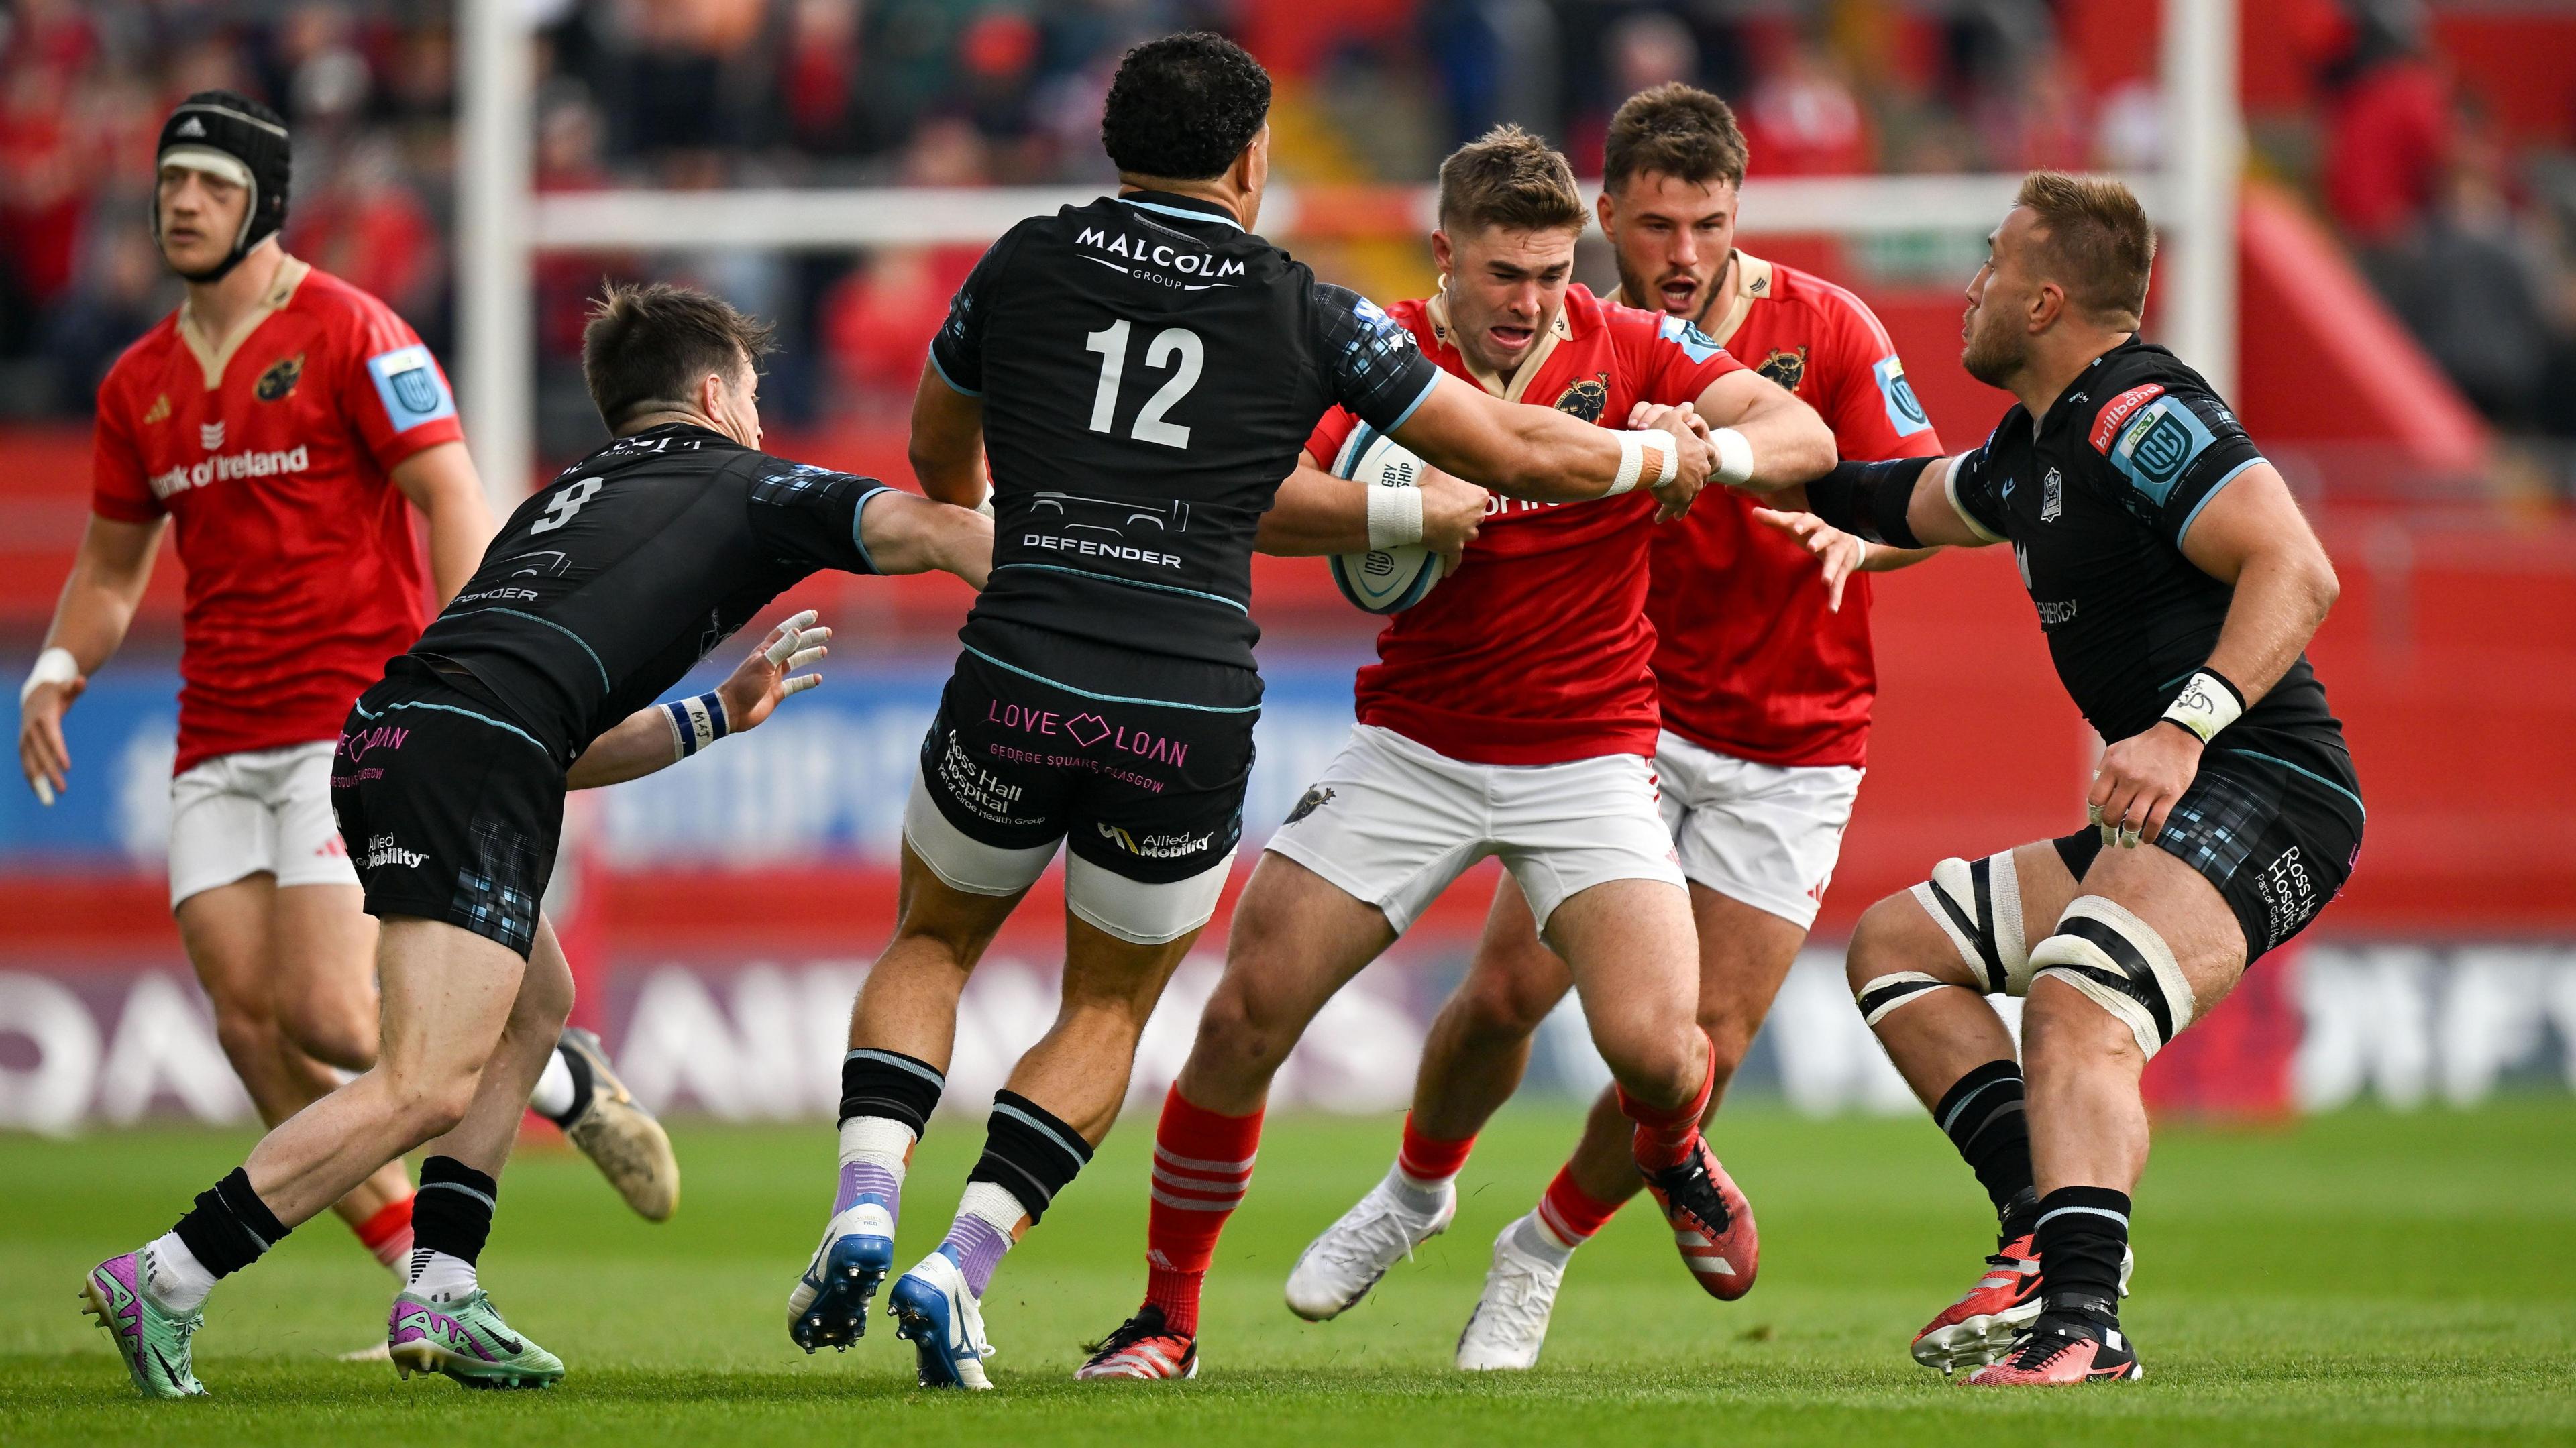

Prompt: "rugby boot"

[787,1198,896,1351]
[1283,1176,1454,1321]
[1968,1298,2143,1385]
[1452,1219,1568,1372]
[555,1027,681,1222]
[80,1252,206,1399]
[387,1289,566,1389]
[1075,1304,1199,1381]
[1913,1235,2133,1374]
[887,1249,995,1390]
[1639,1135,1758,1300]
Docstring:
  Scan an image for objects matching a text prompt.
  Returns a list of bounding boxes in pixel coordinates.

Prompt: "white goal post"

[456,0,2237,508]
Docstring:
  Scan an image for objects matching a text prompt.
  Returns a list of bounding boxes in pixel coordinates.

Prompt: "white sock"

[956,1178,1026,1236]
[839,1116,914,1181]
[1509,1211,1578,1269]
[405,1247,478,1302]
[1385,1162,1451,1217]
[141,1233,215,1314]
[529,1047,577,1121]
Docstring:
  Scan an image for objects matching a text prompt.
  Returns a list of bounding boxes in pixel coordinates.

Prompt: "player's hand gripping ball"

[2089,721,2204,848]
[718,609,831,732]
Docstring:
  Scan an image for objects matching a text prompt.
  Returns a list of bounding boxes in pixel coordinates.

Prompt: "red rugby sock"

[354,1194,415,1270]
[1618,1047,1716,1172]
[1395,1113,1476,1188]
[1534,1164,1624,1249]
[1140,1084,1263,1337]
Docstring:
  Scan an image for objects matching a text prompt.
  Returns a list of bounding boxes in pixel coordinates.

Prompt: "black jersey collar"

[1117,190,1244,232]
[2037,334,2150,434]
[619,420,740,449]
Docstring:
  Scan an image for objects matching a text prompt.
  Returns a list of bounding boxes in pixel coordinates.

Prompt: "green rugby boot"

[82,1251,207,1399]
[388,1290,565,1390]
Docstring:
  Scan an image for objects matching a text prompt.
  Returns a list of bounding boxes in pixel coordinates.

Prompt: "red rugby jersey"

[1306,285,1743,765]
[1627,255,1943,769]
[90,257,464,775]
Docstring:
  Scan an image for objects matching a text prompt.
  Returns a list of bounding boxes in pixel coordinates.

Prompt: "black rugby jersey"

[930,190,1440,705]
[411,423,890,761]
[1947,339,2350,775]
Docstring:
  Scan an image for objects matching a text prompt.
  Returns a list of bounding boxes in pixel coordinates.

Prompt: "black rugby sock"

[839,1048,945,1133]
[2031,1185,2131,1327]
[966,1090,1094,1225]
[170,1168,292,1279]
[1933,1060,2037,1237]
[411,1156,500,1266]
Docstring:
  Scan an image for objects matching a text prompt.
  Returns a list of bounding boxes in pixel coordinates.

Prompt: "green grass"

[3,1102,2572,1445]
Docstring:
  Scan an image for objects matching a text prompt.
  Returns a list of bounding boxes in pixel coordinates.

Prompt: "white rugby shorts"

[168,740,361,908]
[1263,724,1684,936]
[1653,729,1862,930]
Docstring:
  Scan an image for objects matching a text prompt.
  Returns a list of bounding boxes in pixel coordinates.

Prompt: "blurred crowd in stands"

[3,0,2573,484]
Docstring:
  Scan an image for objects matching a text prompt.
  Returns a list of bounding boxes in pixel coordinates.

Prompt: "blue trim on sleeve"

[851,485,896,573]
[2174,456,2265,546]
[959,643,1261,713]
[926,345,982,398]
[1377,370,1440,435]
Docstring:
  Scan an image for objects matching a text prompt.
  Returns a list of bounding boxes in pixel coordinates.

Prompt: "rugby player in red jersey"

[1287,85,1948,1370]
[1075,125,1837,1381]
[15,94,675,1314]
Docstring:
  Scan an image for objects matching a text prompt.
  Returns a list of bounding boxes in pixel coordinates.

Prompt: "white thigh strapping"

[902,768,1057,897]
[1065,849,1237,946]
[1652,732,1861,929]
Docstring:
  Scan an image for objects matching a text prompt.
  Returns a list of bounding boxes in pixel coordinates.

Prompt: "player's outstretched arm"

[567,611,831,789]
[908,364,989,509]
[1796,452,1997,550]
[392,441,498,607]
[1390,372,1714,516]
[857,490,994,590]
[19,514,164,805]
[1688,370,1838,492]
[1255,455,1487,564]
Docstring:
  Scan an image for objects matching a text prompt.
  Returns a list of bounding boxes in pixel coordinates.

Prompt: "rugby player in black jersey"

[1758,172,2361,1385]
[794,33,1728,1390]
[78,281,991,1397]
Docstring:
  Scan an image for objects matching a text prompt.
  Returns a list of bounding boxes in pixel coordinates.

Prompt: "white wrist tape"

[1607,429,1674,495]
[1365,481,1425,549]
[662,690,731,761]
[2161,669,2245,744]
[1710,426,1754,488]
[20,647,76,707]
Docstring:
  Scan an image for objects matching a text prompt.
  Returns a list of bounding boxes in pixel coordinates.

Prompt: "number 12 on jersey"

[1084,319,1202,450]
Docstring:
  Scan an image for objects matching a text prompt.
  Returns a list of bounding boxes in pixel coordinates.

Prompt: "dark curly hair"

[1100,32,1271,182]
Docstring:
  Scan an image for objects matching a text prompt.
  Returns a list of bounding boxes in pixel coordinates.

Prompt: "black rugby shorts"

[918,648,1256,885]
[330,658,564,958]
[2054,744,2363,963]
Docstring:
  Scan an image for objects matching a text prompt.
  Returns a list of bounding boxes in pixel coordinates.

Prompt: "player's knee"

[207,997,283,1072]
[1452,962,1556,1046]
[2025,895,2194,1064]
[1189,977,1295,1076]
[277,989,376,1070]
[384,1064,480,1139]
[1599,1019,1707,1106]
[1844,891,1931,994]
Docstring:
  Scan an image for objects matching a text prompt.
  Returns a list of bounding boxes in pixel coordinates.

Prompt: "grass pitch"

[2,1101,2571,1446]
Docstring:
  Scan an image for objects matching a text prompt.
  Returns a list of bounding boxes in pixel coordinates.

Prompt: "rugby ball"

[1327,426,1447,614]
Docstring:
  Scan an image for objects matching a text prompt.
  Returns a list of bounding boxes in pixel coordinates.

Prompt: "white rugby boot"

[1454,1217,1568,1372]
[1283,1173,1455,1321]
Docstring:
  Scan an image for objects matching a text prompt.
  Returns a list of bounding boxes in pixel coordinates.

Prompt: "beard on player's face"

[1606,176,1734,321]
